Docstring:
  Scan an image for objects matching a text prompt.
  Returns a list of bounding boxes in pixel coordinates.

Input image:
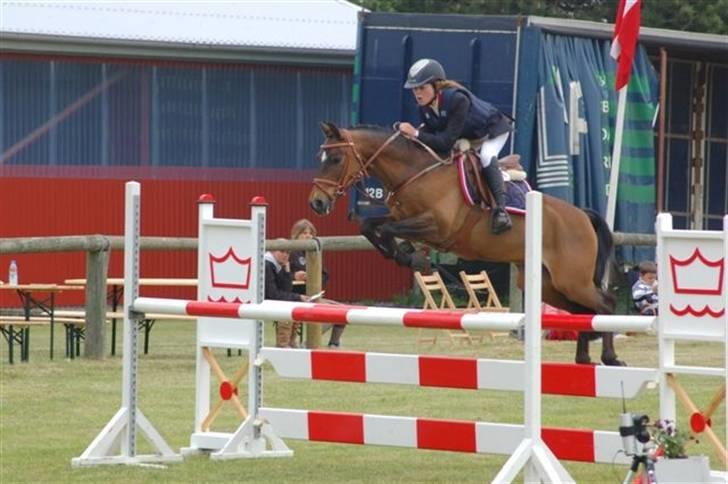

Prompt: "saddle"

[452,140,525,210]
[453,149,491,208]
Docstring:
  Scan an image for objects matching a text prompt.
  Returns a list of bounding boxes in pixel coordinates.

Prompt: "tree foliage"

[353,0,728,35]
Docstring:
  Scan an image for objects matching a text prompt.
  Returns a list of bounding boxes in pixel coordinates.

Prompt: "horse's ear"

[320,121,342,140]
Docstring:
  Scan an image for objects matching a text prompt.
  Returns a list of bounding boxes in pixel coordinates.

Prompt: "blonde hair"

[434,79,466,91]
[291,218,317,239]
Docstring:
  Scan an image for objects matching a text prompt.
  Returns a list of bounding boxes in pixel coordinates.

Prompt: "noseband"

[313,130,400,202]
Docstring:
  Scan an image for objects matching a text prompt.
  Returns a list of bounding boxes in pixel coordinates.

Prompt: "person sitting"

[632,260,658,316]
[264,243,307,348]
[397,58,514,235]
[288,218,343,349]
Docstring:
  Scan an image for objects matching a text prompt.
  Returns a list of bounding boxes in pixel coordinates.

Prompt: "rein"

[314,129,449,205]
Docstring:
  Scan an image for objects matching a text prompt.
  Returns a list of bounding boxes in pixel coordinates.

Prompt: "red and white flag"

[610,0,641,90]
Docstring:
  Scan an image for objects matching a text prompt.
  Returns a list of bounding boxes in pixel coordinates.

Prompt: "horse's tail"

[582,208,615,287]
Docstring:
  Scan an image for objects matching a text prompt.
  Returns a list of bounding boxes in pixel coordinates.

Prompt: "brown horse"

[309,122,623,366]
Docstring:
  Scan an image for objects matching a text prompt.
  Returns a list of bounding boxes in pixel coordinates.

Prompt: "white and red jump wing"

[261,348,657,398]
[258,408,627,464]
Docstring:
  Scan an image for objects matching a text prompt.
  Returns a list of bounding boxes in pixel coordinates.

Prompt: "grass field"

[1,318,725,483]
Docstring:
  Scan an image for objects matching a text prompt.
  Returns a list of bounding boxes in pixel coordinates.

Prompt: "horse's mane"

[349,124,424,156]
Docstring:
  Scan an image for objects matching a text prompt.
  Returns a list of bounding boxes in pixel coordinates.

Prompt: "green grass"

[1,320,725,483]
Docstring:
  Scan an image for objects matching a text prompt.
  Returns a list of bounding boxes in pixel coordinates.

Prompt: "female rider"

[397,58,513,234]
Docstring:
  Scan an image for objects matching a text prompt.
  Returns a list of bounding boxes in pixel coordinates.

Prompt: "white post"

[723,215,728,459]
[71,181,180,466]
[492,191,574,483]
[247,200,267,425]
[655,213,676,422]
[605,85,628,230]
[193,197,214,435]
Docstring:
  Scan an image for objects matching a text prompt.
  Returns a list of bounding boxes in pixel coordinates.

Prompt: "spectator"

[632,260,658,316]
[264,242,307,348]
[289,219,343,349]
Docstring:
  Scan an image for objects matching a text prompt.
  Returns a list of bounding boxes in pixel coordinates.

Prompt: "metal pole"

[656,48,667,214]
[606,85,629,230]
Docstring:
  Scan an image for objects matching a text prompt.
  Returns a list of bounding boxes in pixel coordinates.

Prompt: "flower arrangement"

[653,419,695,458]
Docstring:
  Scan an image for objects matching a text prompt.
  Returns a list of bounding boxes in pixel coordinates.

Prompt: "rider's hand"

[294,270,306,281]
[398,122,418,138]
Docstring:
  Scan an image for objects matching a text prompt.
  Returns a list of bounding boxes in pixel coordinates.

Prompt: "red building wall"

[0,175,412,308]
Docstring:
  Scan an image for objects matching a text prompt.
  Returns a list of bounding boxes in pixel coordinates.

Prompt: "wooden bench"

[55,310,196,356]
[0,316,86,364]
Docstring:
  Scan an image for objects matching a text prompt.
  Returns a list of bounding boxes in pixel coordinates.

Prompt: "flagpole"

[606,84,628,230]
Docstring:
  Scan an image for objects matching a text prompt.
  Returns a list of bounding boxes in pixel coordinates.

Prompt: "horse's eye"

[319,150,341,165]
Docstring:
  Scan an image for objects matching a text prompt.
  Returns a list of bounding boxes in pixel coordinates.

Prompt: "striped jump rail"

[258,407,629,465]
[261,347,657,398]
[133,298,657,334]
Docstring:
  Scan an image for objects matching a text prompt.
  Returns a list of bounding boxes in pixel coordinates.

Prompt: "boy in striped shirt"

[632,260,658,315]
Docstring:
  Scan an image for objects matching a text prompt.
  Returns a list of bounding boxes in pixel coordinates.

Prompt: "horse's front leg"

[382,214,439,267]
[360,214,437,268]
[360,216,400,260]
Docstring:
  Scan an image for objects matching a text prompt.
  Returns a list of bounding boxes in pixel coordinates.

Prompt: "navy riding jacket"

[417,87,513,154]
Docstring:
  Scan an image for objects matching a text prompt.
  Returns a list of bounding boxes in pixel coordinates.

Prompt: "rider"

[397,58,513,234]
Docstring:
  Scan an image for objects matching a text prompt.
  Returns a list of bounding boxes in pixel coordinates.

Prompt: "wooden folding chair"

[459,270,510,341]
[413,271,479,347]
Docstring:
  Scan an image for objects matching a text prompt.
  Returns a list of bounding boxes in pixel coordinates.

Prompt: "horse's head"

[309,122,366,215]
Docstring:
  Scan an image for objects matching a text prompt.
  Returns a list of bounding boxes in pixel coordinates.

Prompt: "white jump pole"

[72,181,181,466]
[492,191,575,483]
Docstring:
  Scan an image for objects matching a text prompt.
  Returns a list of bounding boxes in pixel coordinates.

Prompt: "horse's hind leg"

[538,271,596,365]
[544,258,622,365]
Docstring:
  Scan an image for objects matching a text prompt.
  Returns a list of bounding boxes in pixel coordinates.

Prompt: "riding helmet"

[403,59,446,89]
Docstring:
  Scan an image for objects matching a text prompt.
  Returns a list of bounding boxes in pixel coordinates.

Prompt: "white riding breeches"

[478,132,510,168]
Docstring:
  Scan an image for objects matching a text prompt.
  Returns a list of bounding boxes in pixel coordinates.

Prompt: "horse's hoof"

[394,252,412,267]
[397,241,415,254]
[410,251,431,274]
[574,357,592,365]
[602,358,627,366]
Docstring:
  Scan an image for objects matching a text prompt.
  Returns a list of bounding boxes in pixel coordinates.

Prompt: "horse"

[308,122,623,366]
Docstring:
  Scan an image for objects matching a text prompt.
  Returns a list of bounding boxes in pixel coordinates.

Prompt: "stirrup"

[491,208,512,235]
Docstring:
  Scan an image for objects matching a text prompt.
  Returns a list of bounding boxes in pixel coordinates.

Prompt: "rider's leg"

[479,134,512,234]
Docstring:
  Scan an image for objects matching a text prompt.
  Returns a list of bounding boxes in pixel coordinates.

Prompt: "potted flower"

[652,419,711,483]
[653,419,692,458]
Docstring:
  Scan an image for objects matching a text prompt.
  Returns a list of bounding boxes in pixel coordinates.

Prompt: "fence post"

[509,263,523,312]
[304,245,322,349]
[85,245,109,359]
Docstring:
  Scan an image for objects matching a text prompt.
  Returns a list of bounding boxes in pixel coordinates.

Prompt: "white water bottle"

[8,260,18,286]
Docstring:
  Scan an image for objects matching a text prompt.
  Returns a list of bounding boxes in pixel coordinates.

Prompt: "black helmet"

[403,59,446,89]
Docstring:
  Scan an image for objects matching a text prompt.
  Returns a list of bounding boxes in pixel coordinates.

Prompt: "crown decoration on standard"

[206,247,252,304]
[668,247,725,318]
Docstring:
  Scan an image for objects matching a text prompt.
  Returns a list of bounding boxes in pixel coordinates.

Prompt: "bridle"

[312,129,400,202]
[313,129,448,204]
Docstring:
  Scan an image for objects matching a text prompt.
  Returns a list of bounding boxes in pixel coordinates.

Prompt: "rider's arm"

[416,92,469,153]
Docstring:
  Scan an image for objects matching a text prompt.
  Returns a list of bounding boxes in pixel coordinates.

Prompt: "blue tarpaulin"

[516,30,659,262]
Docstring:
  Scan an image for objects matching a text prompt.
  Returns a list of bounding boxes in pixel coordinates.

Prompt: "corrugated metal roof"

[0,0,363,52]
[527,16,728,55]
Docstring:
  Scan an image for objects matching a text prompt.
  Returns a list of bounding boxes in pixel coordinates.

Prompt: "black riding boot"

[482,160,512,234]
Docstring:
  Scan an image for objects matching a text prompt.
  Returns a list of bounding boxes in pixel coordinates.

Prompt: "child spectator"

[289,219,343,349]
[264,242,307,348]
[632,260,658,316]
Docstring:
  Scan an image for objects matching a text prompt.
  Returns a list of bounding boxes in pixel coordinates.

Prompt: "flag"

[610,0,641,90]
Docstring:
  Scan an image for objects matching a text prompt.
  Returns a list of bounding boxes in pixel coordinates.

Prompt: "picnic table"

[0,283,84,363]
[64,278,197,355]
